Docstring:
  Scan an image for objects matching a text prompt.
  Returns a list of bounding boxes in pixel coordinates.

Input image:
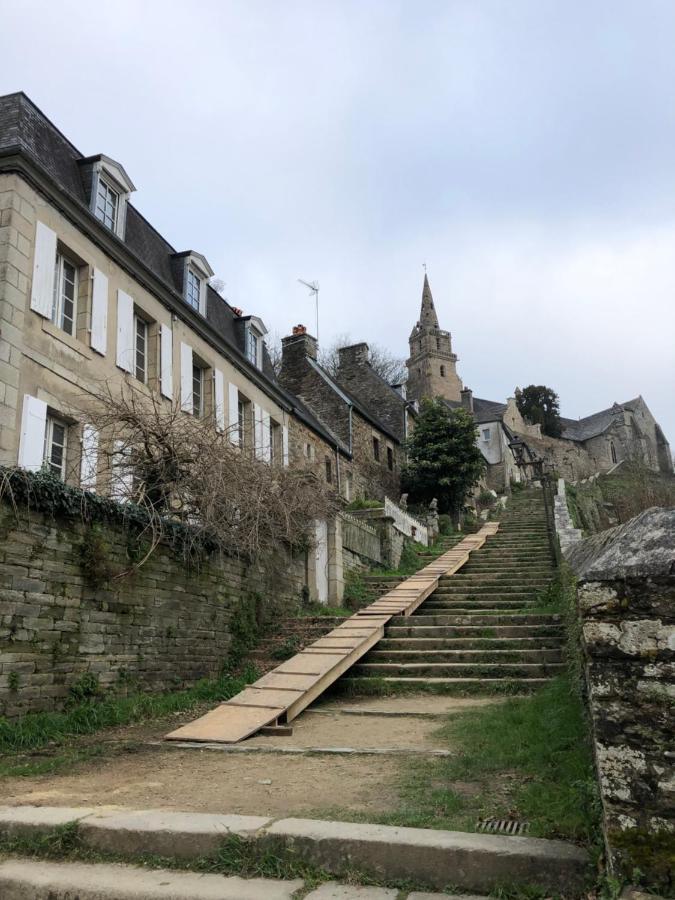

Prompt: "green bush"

[438,514,454,535]
[346,498,384,510]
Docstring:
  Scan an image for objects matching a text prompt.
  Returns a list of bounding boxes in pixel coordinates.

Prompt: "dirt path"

[1,694,505,819]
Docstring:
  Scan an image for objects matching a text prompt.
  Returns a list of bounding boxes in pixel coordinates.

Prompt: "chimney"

[461,386,474,413]
[337,342,369,371]
[279,324,318,393]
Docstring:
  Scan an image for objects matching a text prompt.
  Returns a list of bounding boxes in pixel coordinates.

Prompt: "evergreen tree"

[402,399,485,514]
[515,385,563,437]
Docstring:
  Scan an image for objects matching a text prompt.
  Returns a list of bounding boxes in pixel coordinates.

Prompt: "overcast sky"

[5,1,675,442]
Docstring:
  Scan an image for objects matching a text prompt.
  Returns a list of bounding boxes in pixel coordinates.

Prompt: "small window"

[387,447,394,471]
[95,177,119,231]
[192,364,204,417]
[440,365,446,377]
[134,315,148,383]
[247,329,260,367]
[43,415,68,479]
[325,457,332,483]
[344,472,353,501]
[373,436,380,461]
[237,398,246,446]
[269,420,277,464]
[186,268,202,312]
[52,253,78,335]
[482,428,491,441]
[610,441,617,464]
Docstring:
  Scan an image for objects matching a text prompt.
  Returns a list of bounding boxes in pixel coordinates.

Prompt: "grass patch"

[295,604,351,618]
[0,668,257,777]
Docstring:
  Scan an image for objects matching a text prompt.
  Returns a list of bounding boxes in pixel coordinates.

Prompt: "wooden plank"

[165,704,282,743]
[277,652,350,674]
[255,672,318,691]
[227,687,305,708]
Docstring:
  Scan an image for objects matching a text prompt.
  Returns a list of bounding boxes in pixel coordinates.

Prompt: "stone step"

[423,600,539,610]
[394,613,561,626]
[378,636,565,650]
[353,661,565,678]
[365,648,564,663]
[429,592,544,601]
[387,624,564,638]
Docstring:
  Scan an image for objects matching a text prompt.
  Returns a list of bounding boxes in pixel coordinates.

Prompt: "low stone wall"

[566,508,674,887]
[0,502,306,719]
[554,479,583,553]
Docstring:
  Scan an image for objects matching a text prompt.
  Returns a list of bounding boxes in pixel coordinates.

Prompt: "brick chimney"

[461,386,474,413]
[279,325,318,394]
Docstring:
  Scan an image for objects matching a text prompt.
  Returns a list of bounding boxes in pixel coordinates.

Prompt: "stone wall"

[0,501,306,719]
[566,509,674,887]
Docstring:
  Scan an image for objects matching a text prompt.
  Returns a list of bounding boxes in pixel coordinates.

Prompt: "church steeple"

[420,274,439,328]
[406,274,463,404]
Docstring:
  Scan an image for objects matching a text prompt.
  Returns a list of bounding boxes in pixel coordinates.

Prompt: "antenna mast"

[298,279,320,344]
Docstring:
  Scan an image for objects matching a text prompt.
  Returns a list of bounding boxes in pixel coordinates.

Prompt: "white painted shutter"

[228,383,239,445]
[80,424,98,490]
[115,289,134,372]
[282,424,289,467]
[262,410,271,462]
[253,403,264,459]
[90,268,108,355]
[180,342,193,412]
[18,395,47,471]
[160,323,173,399]
[214,369,225,432]
[30,222,57,318]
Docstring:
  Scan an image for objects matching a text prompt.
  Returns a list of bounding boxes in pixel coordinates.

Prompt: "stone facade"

[566,510,674,886]
[0,500,306,718]
[279,328,403,501]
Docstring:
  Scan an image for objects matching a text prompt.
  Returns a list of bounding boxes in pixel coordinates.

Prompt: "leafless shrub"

[74,380,338,567]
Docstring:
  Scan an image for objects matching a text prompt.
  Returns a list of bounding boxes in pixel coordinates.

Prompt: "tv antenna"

[298,279,320,343]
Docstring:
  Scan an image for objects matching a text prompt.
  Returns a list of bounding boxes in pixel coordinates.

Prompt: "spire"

[419,273,439,328]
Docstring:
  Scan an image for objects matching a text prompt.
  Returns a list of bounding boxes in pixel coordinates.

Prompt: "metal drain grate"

[476,818,529,836]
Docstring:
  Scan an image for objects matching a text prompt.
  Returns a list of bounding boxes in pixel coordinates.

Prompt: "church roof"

[559,399,640,442]
[419,274,439,328]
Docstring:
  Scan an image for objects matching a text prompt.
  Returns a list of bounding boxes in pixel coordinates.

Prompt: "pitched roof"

[440,397,508,425]
[559,400,640,442]
[0,91,342,451]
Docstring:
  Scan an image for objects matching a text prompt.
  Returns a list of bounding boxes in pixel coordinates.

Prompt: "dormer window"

[247,329,259,366]
[79,154,135,240]
[95,177,119,231]
[239,316,268,370]
[186,268,202,312]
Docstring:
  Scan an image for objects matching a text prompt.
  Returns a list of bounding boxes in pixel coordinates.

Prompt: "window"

[269,420,276,464]
[304,442,315,461]
[344,472,353,501]
[238,399,246,446]
[247,329,259,367]
[43,416,67,479]
[482,428,491,441]
[134,315,148,383]
[373,436,380,461]
[192,364,204,417]
[51,253,78,335]
[325,457,332,483]
[610,441,617,464]
[186,268,202,312]
[387,447,394,471]
[95,177,119,231]
[440,365,446,377]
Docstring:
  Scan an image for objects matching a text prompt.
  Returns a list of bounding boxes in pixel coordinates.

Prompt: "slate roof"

[0,92,338,448]
[559,400,639,442]
[441,397,508,426]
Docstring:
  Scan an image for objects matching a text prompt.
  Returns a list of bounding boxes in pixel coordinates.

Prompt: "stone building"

[404,274,673,486]
[279,326,410,500]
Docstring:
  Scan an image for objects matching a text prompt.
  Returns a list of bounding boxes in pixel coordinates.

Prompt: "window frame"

[51,251,78,336]
[387,446,394,471]
[246,328,260,368]
[192,363,204,417]
[134,314,149,384]
[482,427,491,441]
[185,267,202,313]
[94,176,120,232]
[43,415,68,480]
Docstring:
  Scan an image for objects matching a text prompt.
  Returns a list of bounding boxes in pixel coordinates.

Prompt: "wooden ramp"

[165,521,499,744]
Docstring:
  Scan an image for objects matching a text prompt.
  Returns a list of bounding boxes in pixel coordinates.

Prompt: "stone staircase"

[350,491,563,691]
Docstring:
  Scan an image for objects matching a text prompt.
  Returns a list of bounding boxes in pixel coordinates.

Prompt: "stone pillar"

[567,508,675,888]
[327,515,344,604]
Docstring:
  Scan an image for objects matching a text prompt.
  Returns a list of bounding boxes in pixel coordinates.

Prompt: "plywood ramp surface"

[165,521,498,744]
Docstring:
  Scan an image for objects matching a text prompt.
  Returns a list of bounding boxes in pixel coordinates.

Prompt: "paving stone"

[305,884,397,899]
[0,858,302,899]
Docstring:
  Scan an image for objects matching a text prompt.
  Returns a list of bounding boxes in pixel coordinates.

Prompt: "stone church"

[404,275,673,488]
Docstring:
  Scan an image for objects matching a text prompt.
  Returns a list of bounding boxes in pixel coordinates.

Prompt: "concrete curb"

[0,805,591,894]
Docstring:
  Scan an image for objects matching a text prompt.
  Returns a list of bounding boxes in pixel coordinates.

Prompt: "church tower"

[406,274,463,403]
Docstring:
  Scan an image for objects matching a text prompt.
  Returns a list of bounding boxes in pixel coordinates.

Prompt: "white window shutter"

[228,383,239,445]
[262,410,271,462]
[282,424,289,467]
[18,395,47,471]
[214,369,225,432]
[160,324,173,399]
[80,424,99,490]
[30,222,57,318]
[115,289,134,372]
[180,342,193,412]
[90,268,108,355]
